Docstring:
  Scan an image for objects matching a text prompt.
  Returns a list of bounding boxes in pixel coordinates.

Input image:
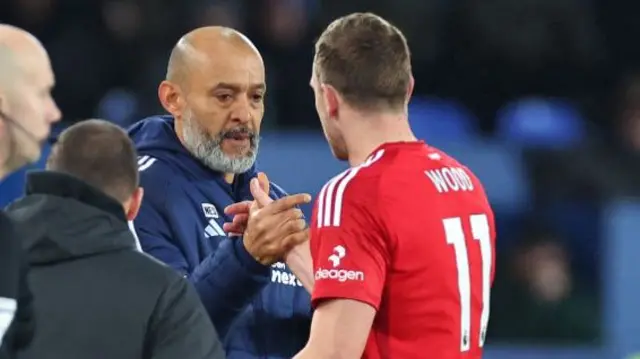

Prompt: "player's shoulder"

[319,143,460,200]
[320,145,427,196]
[319,149,386,201]
[424,145,483,183]
[315,151,386,228]
[417,144,460,167]
[341,143,433,188]
[351,143,482,196]
[423,146,492,209]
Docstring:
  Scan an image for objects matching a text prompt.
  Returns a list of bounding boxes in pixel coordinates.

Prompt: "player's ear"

[321,83,339,120]
[158,80,184,118]
[125,187,144,221]
[406,75,415,104]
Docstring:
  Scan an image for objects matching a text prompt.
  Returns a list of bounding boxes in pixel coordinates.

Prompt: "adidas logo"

[204,219,225,238]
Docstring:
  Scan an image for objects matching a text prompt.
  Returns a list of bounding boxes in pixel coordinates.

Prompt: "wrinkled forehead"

[187,49,265,91]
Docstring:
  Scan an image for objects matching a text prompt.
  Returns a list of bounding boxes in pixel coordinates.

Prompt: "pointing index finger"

[261,193,312,215]
[225,201,252,215]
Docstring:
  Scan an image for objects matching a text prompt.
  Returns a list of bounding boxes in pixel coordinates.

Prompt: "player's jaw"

[320,120,349,162]
[314,94,349,161]
[328,138,348,161]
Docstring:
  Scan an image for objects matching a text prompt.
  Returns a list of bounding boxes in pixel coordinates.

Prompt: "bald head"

[166,26,262,85]
[0,25,59,179]
[158,26,266,176]
[0,24,49,89]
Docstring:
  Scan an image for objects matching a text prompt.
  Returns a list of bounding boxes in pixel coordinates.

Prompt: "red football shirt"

[310,142,496,359]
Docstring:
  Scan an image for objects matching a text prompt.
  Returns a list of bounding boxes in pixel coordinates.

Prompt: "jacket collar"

[25,171,127,223]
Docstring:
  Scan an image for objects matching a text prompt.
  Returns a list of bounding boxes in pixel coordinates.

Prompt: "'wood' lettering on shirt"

[425,167,474,193]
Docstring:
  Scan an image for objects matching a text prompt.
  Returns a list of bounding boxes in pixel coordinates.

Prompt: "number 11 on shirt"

[443,214,492,352]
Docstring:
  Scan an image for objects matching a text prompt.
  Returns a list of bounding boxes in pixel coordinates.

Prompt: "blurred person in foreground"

[5,120,225,359]
[128,26,313,358]
[0,24,61,358]
[293,13,496,358]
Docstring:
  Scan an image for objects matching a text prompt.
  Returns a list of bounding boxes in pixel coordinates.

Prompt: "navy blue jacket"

[129,116,311,359]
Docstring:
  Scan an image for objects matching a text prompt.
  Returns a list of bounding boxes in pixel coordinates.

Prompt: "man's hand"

[223,201,251,236]
[225,173,315,289]
[229,173,311,265]
[223,172,271,236]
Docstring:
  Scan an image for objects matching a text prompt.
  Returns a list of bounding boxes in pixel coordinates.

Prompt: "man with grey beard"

[128,26,313,359]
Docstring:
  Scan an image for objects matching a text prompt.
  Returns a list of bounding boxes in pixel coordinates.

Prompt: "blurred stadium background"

[3,0,640,358]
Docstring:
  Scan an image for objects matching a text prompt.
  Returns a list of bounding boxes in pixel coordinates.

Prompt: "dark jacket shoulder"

[6,172,224,359]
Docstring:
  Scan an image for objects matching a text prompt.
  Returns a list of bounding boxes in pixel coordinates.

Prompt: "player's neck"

[344,113,417,167]
[223,173,234,184]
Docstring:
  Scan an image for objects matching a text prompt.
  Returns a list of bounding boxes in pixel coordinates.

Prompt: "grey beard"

[181,116,259,174]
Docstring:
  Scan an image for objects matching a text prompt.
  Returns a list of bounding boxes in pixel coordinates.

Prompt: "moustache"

[220,127,256,141]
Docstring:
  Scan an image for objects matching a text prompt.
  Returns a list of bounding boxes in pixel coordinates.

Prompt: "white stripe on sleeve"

[317,149,385,228]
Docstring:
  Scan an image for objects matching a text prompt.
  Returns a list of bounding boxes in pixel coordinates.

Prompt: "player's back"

[365,142,495,358]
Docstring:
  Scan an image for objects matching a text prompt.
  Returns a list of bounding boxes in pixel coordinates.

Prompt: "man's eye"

[251,94,264,102]
[217,94,233,102]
